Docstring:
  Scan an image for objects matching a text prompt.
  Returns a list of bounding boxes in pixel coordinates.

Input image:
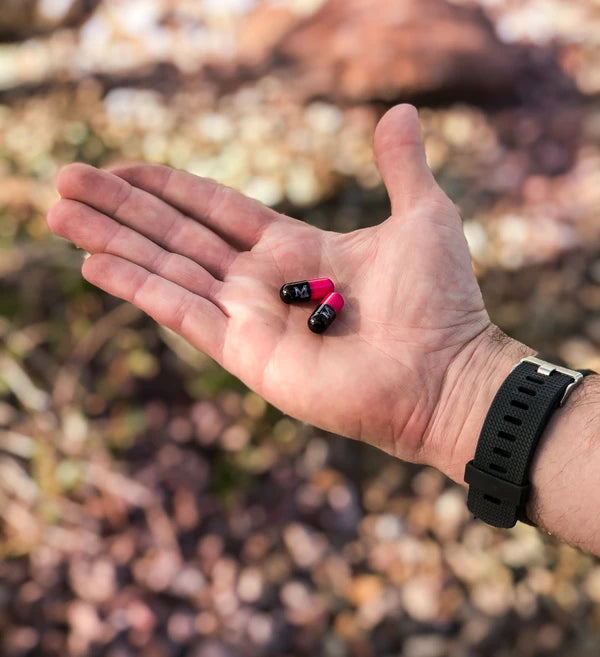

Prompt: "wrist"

[423,324,600,551]
[522,371,600,536]
[423,324,535,484]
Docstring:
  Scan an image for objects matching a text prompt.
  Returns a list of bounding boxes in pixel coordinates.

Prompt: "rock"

[2,626,39,655]
[283,523,328,569]
[0,0,100,42]
[280,580,328,626]
[237,567,264,603]
[237,4,304,68]
[347,575,384,607]
[186,640,235,657]
[401,576,441,622]
[239,0,526,103]
[66,600,104,646]
[433,488,469,541]
[402,635,449,657]
[68,556,117,604]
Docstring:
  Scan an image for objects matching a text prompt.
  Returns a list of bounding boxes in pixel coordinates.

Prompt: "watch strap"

[464,357,593,528]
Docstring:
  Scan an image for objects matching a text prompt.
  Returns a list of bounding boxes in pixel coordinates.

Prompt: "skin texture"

[47,104,492,469]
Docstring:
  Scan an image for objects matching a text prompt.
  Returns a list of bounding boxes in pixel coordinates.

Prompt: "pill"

[308,292,344,334]
[279,278,334,303]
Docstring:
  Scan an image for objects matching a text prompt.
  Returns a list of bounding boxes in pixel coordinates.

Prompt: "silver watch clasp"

[512,356,583,406]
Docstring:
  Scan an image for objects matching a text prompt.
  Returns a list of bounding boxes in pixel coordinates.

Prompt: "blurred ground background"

[1,0,600,656]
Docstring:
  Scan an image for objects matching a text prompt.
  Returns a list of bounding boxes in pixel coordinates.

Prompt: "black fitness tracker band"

[464,356,596,529]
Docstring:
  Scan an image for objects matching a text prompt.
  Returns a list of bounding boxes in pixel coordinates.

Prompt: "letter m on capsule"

[279,278,334,304]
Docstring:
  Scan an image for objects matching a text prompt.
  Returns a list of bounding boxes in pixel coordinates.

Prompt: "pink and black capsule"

[308,292,344,334]
[279,277,334,304]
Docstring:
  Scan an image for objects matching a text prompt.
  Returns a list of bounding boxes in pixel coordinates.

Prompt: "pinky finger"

[82,253,227,362]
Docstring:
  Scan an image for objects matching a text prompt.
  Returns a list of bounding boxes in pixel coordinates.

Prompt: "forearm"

[428,324,600,555]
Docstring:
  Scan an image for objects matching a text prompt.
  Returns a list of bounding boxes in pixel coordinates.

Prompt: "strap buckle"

[513,356,583,406]
[464,460,530,507]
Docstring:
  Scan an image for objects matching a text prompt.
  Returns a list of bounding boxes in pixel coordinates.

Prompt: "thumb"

[374,104,436,214]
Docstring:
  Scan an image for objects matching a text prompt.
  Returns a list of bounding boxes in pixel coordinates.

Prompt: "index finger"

[110,164,290,251]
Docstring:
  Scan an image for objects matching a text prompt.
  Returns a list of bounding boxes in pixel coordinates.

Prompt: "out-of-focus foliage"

[0,1,599,656]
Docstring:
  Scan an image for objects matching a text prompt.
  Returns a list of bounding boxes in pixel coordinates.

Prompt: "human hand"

[47,105,492,471]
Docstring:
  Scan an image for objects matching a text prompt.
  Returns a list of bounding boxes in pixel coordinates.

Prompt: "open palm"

[48,105,490,467]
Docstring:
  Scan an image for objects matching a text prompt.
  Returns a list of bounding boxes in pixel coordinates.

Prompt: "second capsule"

[308,292,344,334]
[279,277,334,303]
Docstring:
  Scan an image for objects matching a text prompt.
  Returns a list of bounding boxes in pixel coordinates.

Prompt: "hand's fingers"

[110,164,287,250]
[48,199,224,305]
[82,253,227,362]
[57,163,237,279]
[373,104,436,214]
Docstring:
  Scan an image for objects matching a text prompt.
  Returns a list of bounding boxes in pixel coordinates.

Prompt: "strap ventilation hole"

[498,430,516,441]
[526,374,545,385]
[511,399,529,410]
[489,462,507,474]
[518,386,536,396]
[484,494,501,505]
[493,446,511,458]
[504,415,522,426]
